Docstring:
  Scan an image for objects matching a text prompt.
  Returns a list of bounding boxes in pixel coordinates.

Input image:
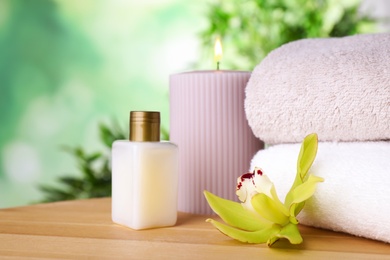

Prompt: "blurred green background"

[0,0,208,207]
[0,0,388,207]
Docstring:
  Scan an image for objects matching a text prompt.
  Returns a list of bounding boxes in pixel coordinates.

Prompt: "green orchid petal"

[206,218,280,244]
[290,175,324,205]
[297,133,318,181]
[204,190,271,231]
[267,235,280,247]
[289,215,299,225]
[289,202,305,219]
[288,175,323,217]
[275,223,303,245]
[270,185,290,216]
[251,193,289,225]
[285,133,318,206]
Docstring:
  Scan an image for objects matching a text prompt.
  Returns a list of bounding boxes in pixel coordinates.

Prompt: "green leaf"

[251,193,289,226]
[86,152,102,163]
[99,121,126,148]
[206,219,280,244]
[58,176,84,190]
[38,185,76,202]
[204,191,271,231]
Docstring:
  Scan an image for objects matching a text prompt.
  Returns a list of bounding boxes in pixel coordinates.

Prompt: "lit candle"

[169,38,263,214]
[214,36,222,70]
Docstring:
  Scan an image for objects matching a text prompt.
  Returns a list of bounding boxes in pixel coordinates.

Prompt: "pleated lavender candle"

[169,70,264,214]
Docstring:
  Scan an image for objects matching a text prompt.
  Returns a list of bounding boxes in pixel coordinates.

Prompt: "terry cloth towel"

[249,141,390,243]
[245,33,390,144]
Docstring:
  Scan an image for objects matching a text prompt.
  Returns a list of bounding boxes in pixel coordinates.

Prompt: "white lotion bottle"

[112,111,178,230]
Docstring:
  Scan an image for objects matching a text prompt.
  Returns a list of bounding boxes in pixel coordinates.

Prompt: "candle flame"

[214,37,223,63]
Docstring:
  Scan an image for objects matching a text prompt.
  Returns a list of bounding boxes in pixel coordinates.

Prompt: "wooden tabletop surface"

[0,198,389,259]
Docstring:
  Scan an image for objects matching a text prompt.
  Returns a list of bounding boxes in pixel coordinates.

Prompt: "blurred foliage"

[39,122,170,202]
[38,0,377,202]
[38,122,125,202]
[200,0,377,70]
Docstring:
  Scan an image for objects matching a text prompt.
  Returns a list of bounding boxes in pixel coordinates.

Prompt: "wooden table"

[0,198,389,259]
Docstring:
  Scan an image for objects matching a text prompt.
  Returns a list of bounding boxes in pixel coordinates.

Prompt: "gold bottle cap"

[129,111,160,142]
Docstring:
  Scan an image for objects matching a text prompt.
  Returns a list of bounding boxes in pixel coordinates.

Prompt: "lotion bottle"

[112,111,178,230]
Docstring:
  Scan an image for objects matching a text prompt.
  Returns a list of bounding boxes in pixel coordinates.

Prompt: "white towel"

[245,33,390,144]
[249,141,390,243]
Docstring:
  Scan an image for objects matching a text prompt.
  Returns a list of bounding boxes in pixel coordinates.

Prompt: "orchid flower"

[204,133,324,246]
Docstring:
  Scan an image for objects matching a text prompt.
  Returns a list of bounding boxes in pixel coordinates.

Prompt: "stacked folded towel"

[250,142,390,243]
[245,33,390,144]
[244,33,390,243]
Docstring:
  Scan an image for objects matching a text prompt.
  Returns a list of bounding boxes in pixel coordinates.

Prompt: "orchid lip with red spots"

[236,167,274,207]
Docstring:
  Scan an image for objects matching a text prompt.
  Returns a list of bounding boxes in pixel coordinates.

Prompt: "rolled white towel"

[245,33,390,144]
[249,141,390,243]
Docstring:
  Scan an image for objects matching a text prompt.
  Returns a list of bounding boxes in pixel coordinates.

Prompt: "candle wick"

[217,61,220,70]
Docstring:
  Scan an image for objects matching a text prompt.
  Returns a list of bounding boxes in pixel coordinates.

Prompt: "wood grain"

[0,198,389,259]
